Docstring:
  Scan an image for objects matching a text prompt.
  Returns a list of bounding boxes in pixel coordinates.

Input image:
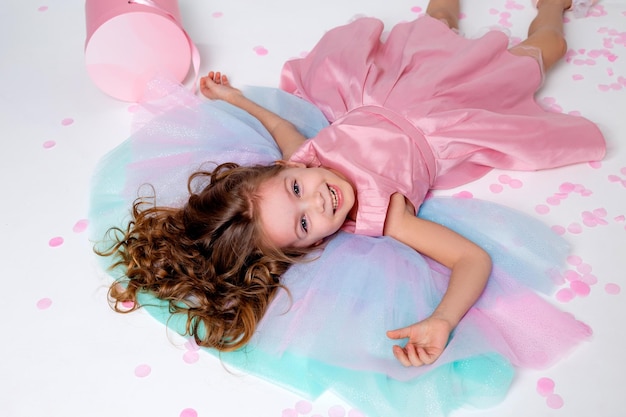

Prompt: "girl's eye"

[300,216,308,233]
[293,181,301,196]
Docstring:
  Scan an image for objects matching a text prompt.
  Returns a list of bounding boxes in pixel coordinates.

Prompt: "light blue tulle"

[90,86,589,417]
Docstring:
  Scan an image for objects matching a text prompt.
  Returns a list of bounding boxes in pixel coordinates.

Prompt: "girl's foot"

[534,0,598,18]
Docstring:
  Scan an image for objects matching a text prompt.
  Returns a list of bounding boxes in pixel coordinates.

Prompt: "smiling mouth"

[328,185,339,213]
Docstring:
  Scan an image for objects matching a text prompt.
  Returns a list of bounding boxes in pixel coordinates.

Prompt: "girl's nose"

[304,191,325,212]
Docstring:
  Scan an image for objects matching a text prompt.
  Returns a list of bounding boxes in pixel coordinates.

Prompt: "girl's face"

[257,164,356,248]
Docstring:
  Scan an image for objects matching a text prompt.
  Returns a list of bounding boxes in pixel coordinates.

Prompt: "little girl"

[195,0,603,366]
[93,0,603,414]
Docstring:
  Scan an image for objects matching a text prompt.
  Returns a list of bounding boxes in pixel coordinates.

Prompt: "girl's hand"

[386,316,453,367]
[200,71,242,102]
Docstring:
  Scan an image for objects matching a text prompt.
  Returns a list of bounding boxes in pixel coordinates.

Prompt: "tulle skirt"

[90,84,591,417]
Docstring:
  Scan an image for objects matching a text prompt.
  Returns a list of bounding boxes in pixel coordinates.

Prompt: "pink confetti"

[570,280,591,297]
[183,351,200,364]
[453,191,473,199]
[121,300,135,310]
[134,364,151,378]
[577,263,592,274]
[546,393,564,409]
[564,270,582,282]
[559,182,575,193]
[127,104,140,113]
[535,204,550,215]
[38,6,48,12]
[581,274,598,285]
[180,409,198,417]
[410,6,423,13]
[43,140,56,149]
[490,184,504,193]
[572,74,584,81]
[589,161,602,169]
[212,12,224,18]
[61,118,74,126]
[536,377,555,396]
[295,401,313,414]
[73,219,89,233]
[253,46,269,56]
[567,255,582,266]
[48,236,64,247]
[328,405,346,417]
[556,288,575,302]
[36,297,52,310]
[546,196,562,206]
[508,179,523,188]
[282,409,297,417]
[605,283,621,295]
[551,225,566,235]
[567,223,583,234]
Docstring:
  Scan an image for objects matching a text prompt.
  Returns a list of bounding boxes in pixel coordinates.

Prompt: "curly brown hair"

[96,162,314,351]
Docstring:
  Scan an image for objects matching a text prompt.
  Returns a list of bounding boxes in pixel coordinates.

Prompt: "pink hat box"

[85,0,198,102]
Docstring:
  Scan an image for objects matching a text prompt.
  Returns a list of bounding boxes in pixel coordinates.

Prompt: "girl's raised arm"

[383,193,492,367]
[200,72,307,160]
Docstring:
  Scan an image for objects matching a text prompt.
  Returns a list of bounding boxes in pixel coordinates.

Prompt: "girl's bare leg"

[426,0,460,30]
[511,0,573,72]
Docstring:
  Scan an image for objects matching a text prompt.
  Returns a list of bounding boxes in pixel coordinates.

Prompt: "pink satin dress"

[283,15,606,236]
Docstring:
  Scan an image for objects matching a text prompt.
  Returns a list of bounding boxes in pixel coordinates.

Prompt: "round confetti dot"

[328,405,346,417]
[535,204,550,215]
[38,6,49,12]
[61,118,74,126]
[567,223,583,234]
[43,140,56,149]
[36,297,52,310]
[134,364,151,378]
[212,11,224,18]
[551,225,566,235]
[546,196,561,206]
[605,283,621,295]
[508,179,523,188]
[410,6,423,13]
[183,351,200,364]
[453,191,473,199]
[73,219,89,233]
[72,219,89,233]
[576,263,592,274]
[295,400,313,414]
[570,280,591,297]
[556,288,575,302]
[581,274,598,285]
[564,270,582,282]
[489,184,504,193]
[180,408,198,417]
[253,46,269,56]
[48,236,64,247]
[546,393,564,409]
[567,255,582,266]
[281,409,297,417]
[536,377,555,396]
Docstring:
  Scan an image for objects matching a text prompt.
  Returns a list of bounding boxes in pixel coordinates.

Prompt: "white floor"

[1,0,624,416]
